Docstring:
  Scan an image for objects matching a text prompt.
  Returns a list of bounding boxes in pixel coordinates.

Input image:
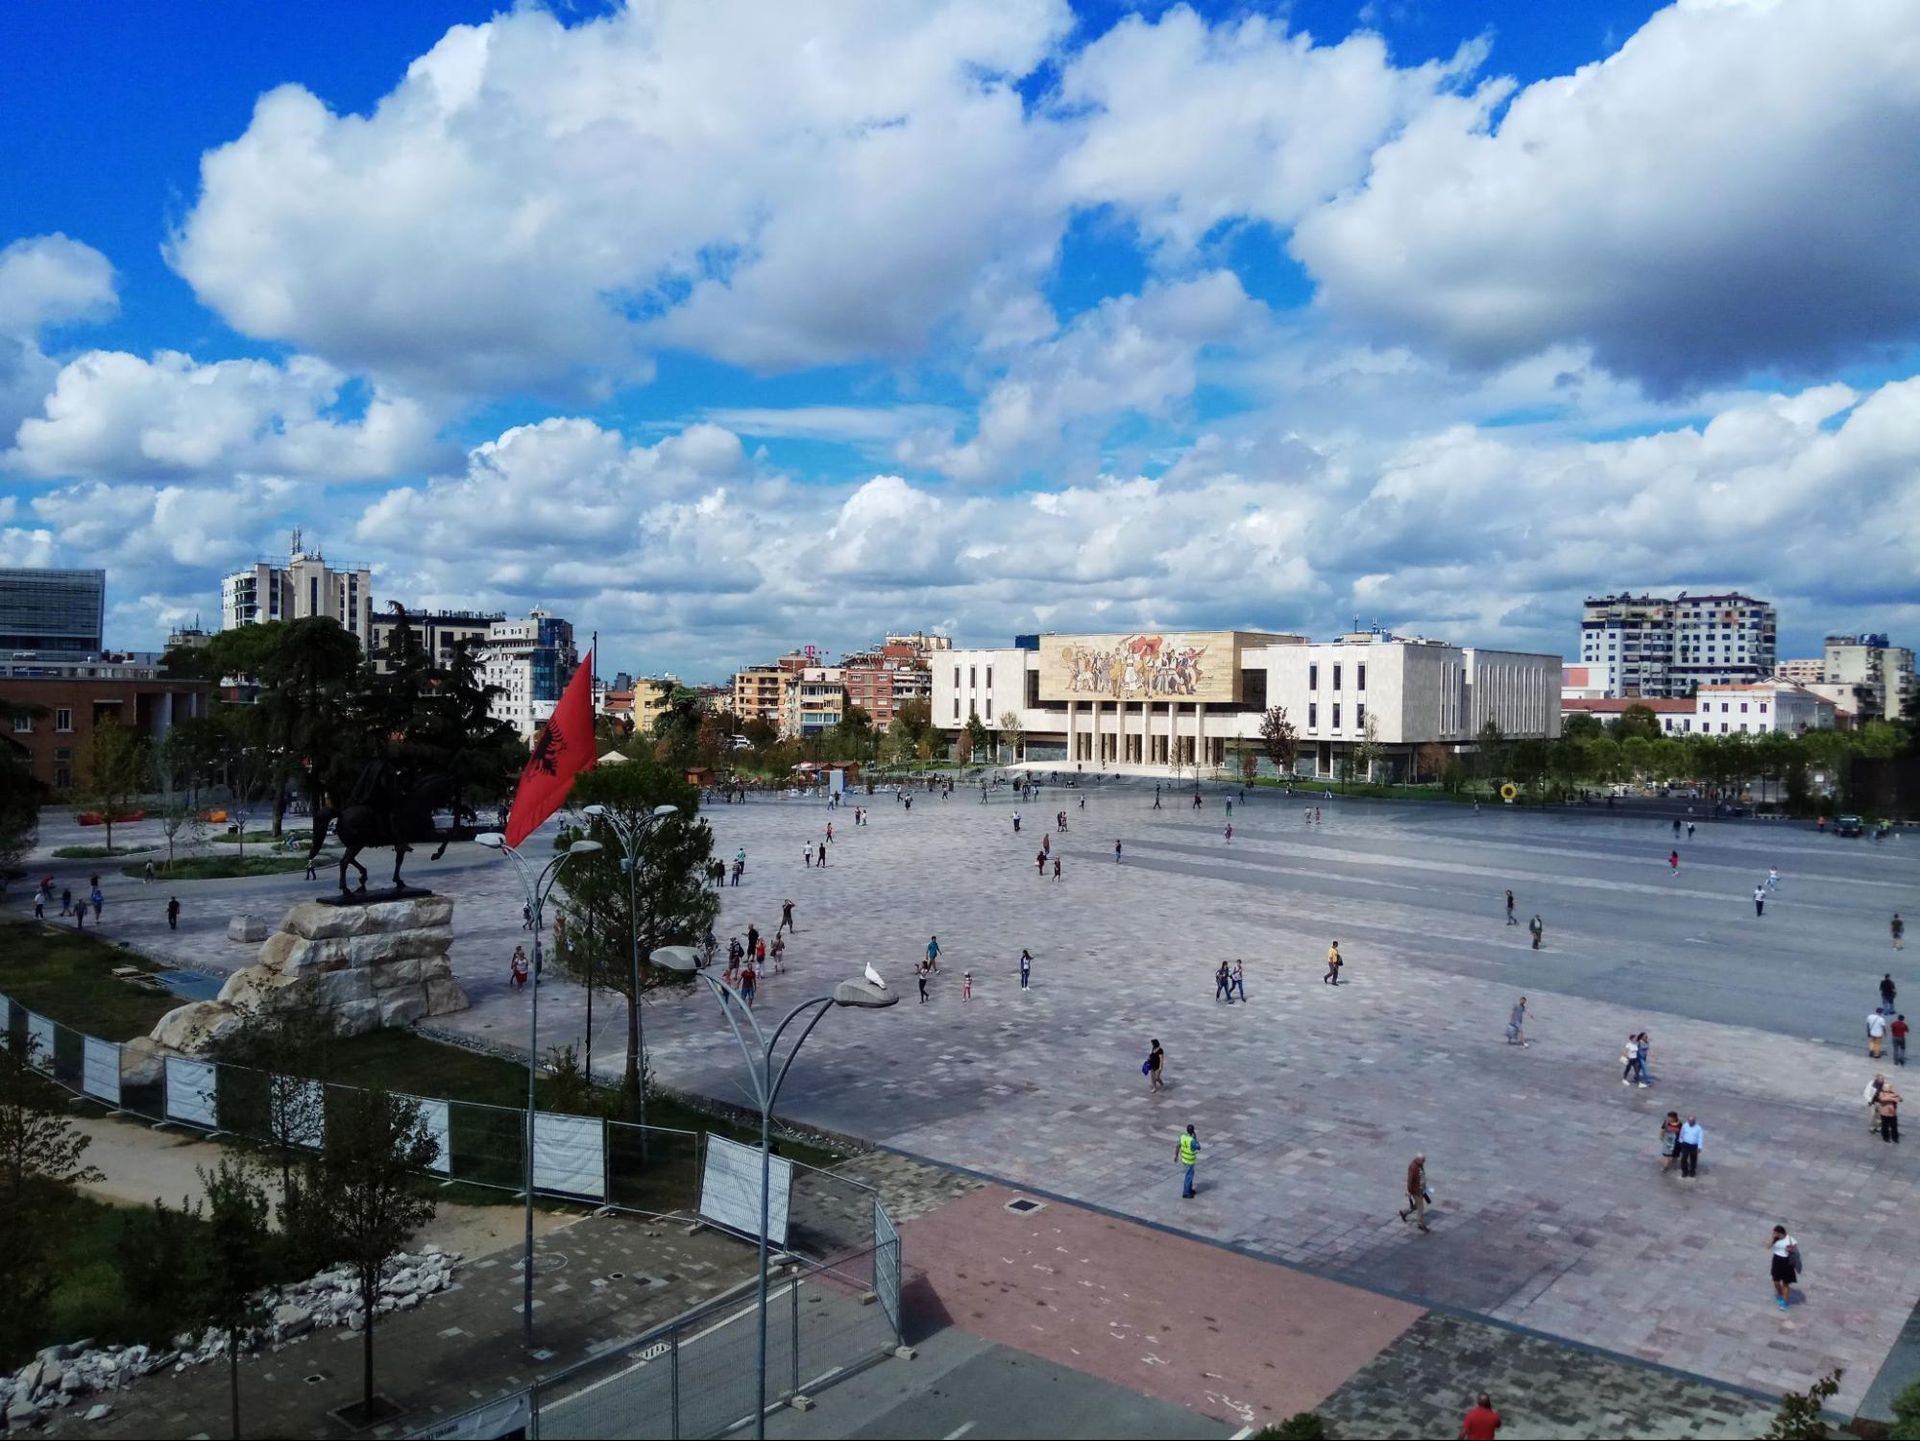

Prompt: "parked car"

[1835,814,1865,837]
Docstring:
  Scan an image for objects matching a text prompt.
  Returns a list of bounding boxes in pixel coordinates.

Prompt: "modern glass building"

[0,567,105,653]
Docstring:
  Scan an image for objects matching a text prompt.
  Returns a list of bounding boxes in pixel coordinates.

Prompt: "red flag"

[504,649,597,848]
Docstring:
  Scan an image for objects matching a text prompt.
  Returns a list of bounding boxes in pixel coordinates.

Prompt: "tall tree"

[81,717,150,851]
[299,1087,439,1421]
[554,763,718,1114]
[1258,706,1298,774]
[1474,719,1509,786]
[1615,703,1663,741]
[1355,712,1383,782]
[0,701,43,884]
[998,710,1024,764]
[0,1034,104,1360]
[964,713,990,763]
[200,1159,274,1441]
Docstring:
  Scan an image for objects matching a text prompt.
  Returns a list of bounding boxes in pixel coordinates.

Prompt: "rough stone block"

[217,967,309,1013]
[369,957,423,991]
[283,896,453,942]
[331,998,382,1037]
[226,914,270,943]
[423,976,470,1015]
[377,992,427,1028]
[150,1002,248,1053]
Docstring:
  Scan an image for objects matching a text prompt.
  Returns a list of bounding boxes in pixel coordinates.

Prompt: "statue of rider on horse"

[305,753,466,898]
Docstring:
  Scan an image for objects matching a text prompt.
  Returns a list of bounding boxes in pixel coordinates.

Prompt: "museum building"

[932,629,1561,780]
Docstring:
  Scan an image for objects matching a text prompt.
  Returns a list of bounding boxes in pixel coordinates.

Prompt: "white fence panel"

[532,1113,604,1200]
[165,1057,218,1129]
[82,1038,121,1106]
[699,1134,792,1246]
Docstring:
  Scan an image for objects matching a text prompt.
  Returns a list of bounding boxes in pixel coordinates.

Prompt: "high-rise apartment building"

[1819,634,1914,722]
[220,532,373,649]
[1579,590,1776,697]
[731,650,811,725]
[0,567,105,653]
[368,607,503,673]
[1578,594,1675,697]
[480,609,578,736]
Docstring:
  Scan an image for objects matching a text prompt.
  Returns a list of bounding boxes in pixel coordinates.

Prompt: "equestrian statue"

[305,755,466,897]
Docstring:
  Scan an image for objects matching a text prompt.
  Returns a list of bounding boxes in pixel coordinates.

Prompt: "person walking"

[1767,866,1779,892]
[510,945,530,990]
[1324,941,1343,985]
[1215,960,1234,1003]
[916,962,930,1004]
[1668,850,1680,876]
[1869,1008,1888,1059]
[1677,1115,1703,1177]
[1232,959,1247,1003]
[1506,996,1530,1046]
[780,899,795,935]
[1012,810,1022,833]
[1114,839,1123,863]
[142,859,154,884]
[1528,914,1544,950]
[1660,1111,1682,1172]
[1622,1035,1642,1086]
[1398,1154,1431,1232]
[1019,948,1032,990]
[90,887,104,921]
[1146,1039,1165,1093]
[1153,788,1162,810]
[1223,822,1232,843]
[804,846,812,869]
[962,970,973,1001]
[31,891,44,920]
[1868,1075,1887,1133]
[1753,884,1766,918]
[1895,913,1906,950]
[1636,1032,1652,1085]
[746,924,760,965]
[1460,1393,1503,1441]
[1177,1124,1200,1199]
[1880,974,1897,1012]
[1877,1079,1901,1143]
[58,885,71,917]
[166,896,180,931]
[770,934,786,972]
[926,935,940,972]
[1769,1225,1800,1310]
[815,841,826,868]
[1505,890,1517,926]
[740,962,757,1007]
[1686,821,1696,840]
[1052,856,1062,882]
[1893,1013,1908,1067]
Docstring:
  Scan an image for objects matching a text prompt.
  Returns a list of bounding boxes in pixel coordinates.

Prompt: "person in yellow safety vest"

[1178,1124,1200,1199]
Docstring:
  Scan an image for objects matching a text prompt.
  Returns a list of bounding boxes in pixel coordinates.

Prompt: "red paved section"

[899,1182,1424,1431]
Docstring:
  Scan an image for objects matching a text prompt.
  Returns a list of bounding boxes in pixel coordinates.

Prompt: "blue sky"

[2,0,1916,677]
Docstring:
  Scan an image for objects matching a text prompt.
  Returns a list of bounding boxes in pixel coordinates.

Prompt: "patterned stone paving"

[1313,1312,1777,1440]
[23,784,1919,1417]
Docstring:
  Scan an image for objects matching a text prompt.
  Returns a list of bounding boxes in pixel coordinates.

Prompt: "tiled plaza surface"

[16,783,1919,1416]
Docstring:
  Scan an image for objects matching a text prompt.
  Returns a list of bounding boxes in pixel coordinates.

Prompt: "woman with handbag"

[1660,1112,1682,1172]
[1768,1226,1799,1310]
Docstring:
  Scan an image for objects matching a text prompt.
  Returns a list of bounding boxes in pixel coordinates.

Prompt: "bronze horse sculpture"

[306,759,465,895]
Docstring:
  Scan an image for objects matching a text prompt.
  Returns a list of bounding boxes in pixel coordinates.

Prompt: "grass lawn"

[0,918,177,1040]
[51,844,157,859]
[126,854,313,881]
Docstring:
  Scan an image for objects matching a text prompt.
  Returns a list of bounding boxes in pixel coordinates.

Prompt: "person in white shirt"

[1677,1116,1704,1178]
[1768,1225,1798,1310]
[1869,1010,1888,1059]
[1753,885,1766,918]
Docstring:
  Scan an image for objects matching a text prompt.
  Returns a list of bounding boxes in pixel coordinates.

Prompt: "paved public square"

[13,782,1919,1418]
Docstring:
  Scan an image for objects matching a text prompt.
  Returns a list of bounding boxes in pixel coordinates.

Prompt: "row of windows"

[11,708,73,733]
[1306,662,1365,692]
[1305,702,1364,730]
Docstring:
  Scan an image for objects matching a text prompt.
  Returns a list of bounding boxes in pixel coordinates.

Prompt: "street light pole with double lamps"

[649,945,897,1440]
[473,830,602,1349]
[579,803,679,1135]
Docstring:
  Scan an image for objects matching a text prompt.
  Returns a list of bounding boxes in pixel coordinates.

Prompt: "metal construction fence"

[3,993,866,1244]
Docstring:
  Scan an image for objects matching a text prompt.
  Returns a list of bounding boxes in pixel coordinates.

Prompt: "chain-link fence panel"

[606,1120,701,1217]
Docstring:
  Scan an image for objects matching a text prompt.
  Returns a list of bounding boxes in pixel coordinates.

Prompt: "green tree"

[257,616,366,834]
[965,712,990,763]
[1259,706,1298,774]
[200,1158,274,1441]
[0,1034,104,1362]
[1616,703,1663,741]
[1890,1375,1920,1441]
[1562,711,1606,741]
[886,698,933,762]
[1511,738,1552,797]
[1355,711,1383,782]
[1474,719,1509,787]
[80,717,151,851]
[1764,1365,1840,1440]
[298,1087,440,1421]
[117,1195,207,1347]
[0,700,43,883]
[557,762,718,1114]
[998,710,1024,764]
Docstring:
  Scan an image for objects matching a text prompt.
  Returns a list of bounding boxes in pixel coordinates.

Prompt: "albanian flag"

[504,649,597,848]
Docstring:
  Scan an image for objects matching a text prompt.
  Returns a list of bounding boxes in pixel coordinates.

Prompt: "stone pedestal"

[150,895,469,1053]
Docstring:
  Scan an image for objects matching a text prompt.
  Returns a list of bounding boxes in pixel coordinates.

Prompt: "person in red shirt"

[1461,1393,1501,1440]
[1893,1013,1909,1068]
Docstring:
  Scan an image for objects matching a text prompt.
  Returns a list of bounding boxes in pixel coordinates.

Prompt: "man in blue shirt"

[1677,1116,1704,1178]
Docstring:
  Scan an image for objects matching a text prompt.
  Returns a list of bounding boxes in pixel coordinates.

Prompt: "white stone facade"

[934,633,1560,778]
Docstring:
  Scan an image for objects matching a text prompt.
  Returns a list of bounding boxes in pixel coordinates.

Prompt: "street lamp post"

[475,831,602,1349]
[580,803,679,1134]
[650,945,896,1440]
